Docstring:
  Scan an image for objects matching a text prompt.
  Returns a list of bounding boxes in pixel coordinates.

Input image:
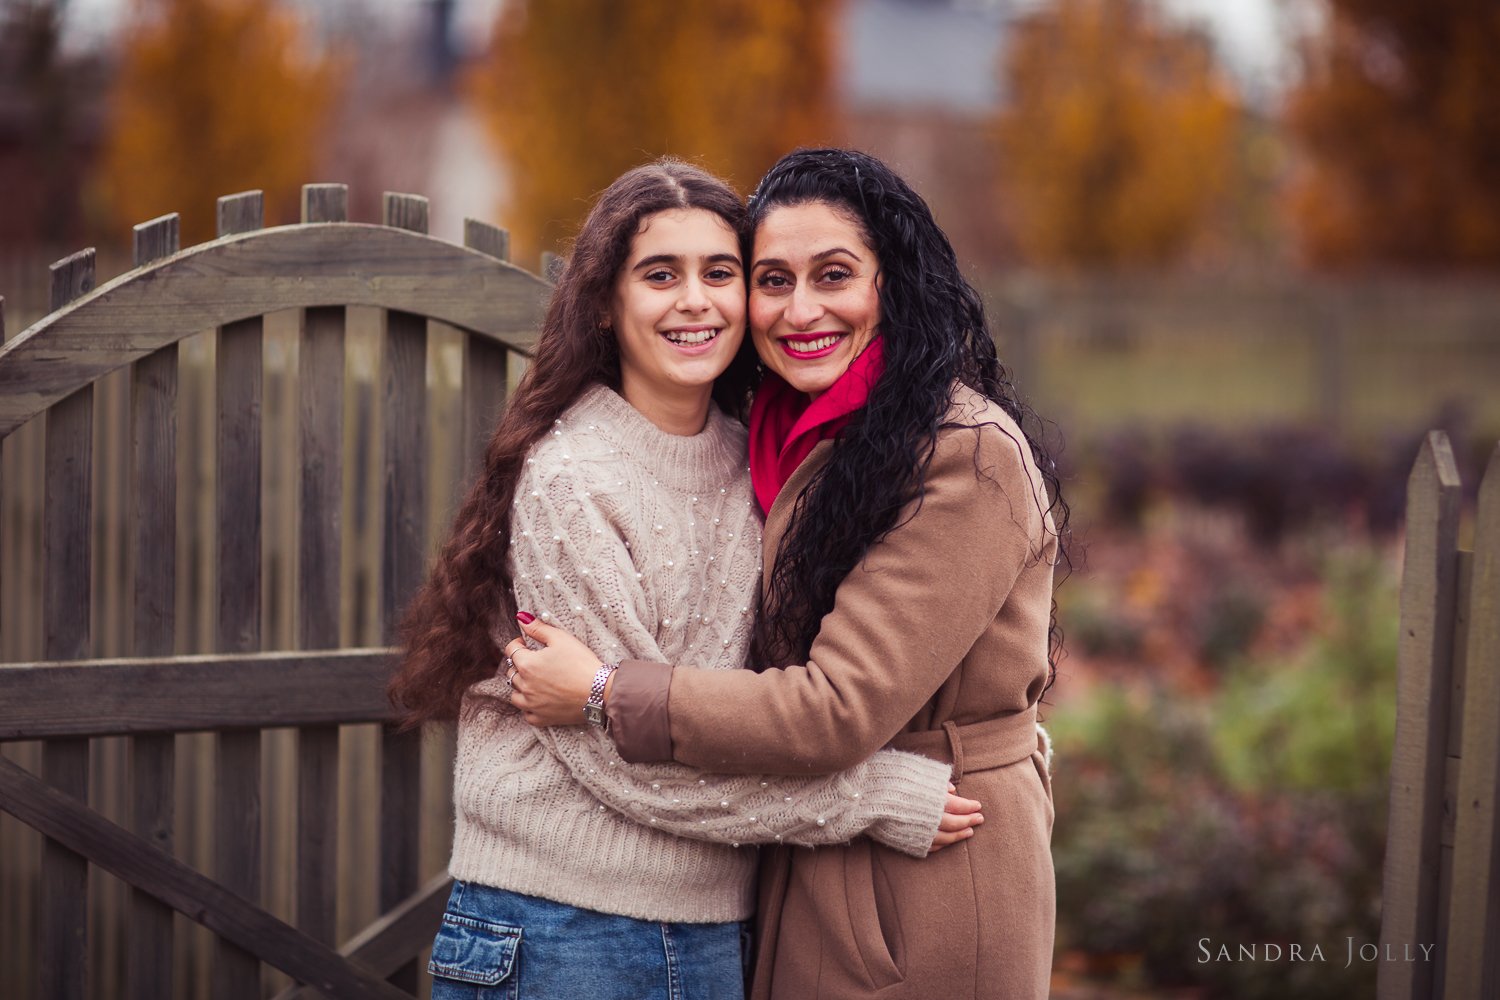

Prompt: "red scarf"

[749,338,885,515]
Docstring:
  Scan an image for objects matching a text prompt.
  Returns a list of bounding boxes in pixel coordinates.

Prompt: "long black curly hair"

[744,148,1070,690]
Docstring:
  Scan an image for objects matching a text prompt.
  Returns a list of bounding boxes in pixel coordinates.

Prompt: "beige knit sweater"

[447,384,952,923]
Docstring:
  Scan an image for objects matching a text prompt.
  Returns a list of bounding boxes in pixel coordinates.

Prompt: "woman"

[508,148,1068,1000]
[388,158,973,1000]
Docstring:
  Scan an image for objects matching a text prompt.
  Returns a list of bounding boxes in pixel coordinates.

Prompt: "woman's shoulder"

[937,384,1033,467]
[932,383,1050,521]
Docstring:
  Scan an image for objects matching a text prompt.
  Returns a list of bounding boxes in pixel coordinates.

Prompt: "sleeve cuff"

[606,660,674,763]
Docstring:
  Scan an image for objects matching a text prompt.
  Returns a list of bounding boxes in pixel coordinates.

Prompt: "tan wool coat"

[611,385,1058,999]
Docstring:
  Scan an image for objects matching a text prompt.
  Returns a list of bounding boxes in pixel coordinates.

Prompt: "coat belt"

[887,706,1042,782]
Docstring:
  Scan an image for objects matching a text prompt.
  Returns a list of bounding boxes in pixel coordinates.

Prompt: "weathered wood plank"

[0,649,399,739]
[273,873,451,1000]
[1444,443,1500,1000]
[462,335,508,486]
[379,726,421,993]
[384,193,428,236]
[42,247,96,1000]
[218,190,265,238]
[130,211,181,1000]
[0,757,414,1000]
[303,184,348,226]
[0,225,549,439]
[215,237,264,997]
[380,194,432,992]
[463,218,509,262]
[297,189,346,950]
[1378,431,1462,1000]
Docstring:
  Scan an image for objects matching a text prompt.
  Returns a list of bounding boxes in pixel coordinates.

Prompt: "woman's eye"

[755,273,791,289]
[820,267,852,284]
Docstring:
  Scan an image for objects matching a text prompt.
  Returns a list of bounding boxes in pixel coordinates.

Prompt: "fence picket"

[214,193,265,1000]
[1379,432,1462,1000]
[1443,445,1500,999]
[296,186,349,950]
[128,213,181,999]
[40,249,97,1000]
[381,192,430,993]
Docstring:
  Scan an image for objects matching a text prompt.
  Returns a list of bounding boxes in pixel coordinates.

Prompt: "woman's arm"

[512,421,1050,774]
[508,454,971,856]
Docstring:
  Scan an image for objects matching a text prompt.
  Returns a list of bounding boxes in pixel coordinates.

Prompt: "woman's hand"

[505,613,609,727]
[929,784,983,853]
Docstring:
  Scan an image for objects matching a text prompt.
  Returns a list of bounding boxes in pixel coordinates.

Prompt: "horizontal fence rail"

[0,649,400,740]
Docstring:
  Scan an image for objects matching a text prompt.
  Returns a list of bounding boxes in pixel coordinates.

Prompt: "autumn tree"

[471,0,838,265]
[995,0,1240,269]
[1285,0,1500,269]
[97,0,342,244]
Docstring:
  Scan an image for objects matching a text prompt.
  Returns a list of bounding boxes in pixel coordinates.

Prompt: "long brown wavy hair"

[388,158,755,726]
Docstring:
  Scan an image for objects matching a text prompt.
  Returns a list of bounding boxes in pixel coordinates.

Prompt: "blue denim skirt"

[428,880,748,1000]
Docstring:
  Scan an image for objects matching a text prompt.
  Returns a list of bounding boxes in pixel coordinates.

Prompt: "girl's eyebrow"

[632,252,743,272]
[752,247,862,270]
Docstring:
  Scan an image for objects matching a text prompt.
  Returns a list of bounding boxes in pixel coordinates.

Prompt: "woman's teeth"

[788,335,842,354]
[664,329,719,345]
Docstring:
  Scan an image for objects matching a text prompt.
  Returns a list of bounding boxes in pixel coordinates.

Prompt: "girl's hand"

[505,613,609,727]
[929,784,983,852]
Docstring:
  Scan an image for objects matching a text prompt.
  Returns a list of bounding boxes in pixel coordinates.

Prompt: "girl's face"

[749,201,882,399]
[610,208,747,405]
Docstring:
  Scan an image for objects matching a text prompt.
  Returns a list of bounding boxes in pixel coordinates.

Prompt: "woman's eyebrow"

[752,247,862,269]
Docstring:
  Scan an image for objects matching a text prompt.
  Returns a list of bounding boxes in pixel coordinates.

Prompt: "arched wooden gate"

[0,185,548,999]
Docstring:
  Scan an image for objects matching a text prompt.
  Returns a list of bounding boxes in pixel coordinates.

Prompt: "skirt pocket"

[428,911,522,988]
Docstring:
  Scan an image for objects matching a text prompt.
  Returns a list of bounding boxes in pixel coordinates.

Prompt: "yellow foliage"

[470,0,838,266]
[1285,1,1500,269]
[996,0,1239,269]
[98,0,343,245]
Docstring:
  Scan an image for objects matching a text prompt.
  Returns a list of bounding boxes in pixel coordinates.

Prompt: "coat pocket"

[428,912,522,987]
[844,841,904,989]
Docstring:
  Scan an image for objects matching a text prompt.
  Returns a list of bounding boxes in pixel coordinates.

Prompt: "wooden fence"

[0,184,547,999]
[1379,431,1500,999]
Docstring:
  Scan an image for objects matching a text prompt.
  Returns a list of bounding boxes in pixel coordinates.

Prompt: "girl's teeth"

[664,329,718,345]
[789,335,841,354]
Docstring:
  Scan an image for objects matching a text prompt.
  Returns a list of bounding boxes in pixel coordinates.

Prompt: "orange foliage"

[1285,0,1500,269]
[470,0,838,266]
[996,0,1239,269]
[97,0,342,245]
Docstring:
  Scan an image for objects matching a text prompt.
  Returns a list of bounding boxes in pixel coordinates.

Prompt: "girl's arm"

[507,455,969,856]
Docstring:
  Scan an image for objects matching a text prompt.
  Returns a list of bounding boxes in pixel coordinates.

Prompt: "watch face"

[584,704,605,726]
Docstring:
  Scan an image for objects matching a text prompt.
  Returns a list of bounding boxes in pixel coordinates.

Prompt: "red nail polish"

[516,611,535,624]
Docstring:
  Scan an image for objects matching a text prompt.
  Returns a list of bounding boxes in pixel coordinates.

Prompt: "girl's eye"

[645,269,674,283]
[705,266,737,282]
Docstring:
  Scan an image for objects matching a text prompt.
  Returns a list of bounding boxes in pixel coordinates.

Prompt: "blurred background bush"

[2,1,1495,996]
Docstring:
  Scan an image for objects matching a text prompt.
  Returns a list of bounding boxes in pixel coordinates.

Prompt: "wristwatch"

[584,662,619,729]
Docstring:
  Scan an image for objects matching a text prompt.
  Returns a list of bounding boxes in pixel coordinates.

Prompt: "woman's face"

[610,207,746,402]
[749,201,881,399]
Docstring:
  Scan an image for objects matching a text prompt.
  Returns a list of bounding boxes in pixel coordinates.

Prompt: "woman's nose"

[785,285,823,328]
